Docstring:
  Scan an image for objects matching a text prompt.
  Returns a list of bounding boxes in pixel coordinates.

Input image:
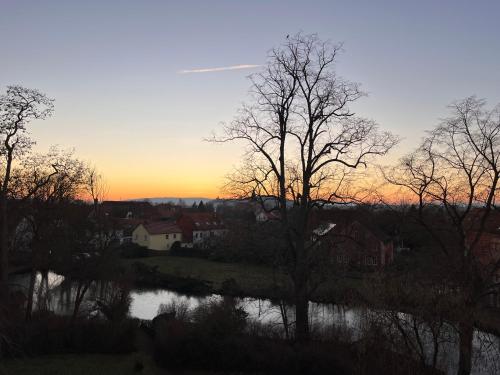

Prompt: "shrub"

[95,282,132,322]
[191,297,247,339]
[118,243,150,258]
[157,300,190,322]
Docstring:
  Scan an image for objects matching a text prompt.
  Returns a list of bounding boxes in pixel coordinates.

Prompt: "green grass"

[0,353,160,375]
[124,255,369,303]
[126,255,290,295]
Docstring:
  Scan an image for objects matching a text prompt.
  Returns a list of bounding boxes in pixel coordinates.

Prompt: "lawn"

[0,353,160,375]
[125,255,290,296]
[124,255,367,302]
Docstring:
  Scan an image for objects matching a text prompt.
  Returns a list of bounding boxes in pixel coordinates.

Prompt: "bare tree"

[212,34,398,341]
[0,86,54,296]
[85,166,108,210]
[84,166,110,250]
[18,149,88,320]
[385,97,500,375]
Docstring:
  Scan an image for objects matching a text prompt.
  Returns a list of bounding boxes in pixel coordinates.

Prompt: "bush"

[169,245,208,258]
[69,319,138,354]
[131,262,212,295]
[220,278,243,296]
[95,282,132,322]
[118,243,150,258]
[3,313,138,357]
[191,298,247,339]
[157,300,190,322]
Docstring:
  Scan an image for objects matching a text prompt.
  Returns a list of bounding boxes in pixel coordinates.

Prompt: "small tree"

[84,166,110,250]
[198,200,206,212]
[213,34,397,341]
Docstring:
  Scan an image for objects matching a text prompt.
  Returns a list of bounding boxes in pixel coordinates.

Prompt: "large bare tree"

[385,97,500,375]
[213,34,398,341]
[0,86,54,295]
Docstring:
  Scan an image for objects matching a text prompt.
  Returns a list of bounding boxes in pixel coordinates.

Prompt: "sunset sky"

[1,0,499,200]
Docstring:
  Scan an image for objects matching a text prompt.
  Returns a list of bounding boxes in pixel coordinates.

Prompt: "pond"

[9,271,500,375]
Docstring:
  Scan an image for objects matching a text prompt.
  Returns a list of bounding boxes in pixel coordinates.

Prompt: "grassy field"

[0,353,160,375]
[125,255,290,296]
[124,255,367,302]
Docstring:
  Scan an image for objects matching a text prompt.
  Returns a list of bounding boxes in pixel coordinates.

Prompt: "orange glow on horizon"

[105,181,225,201]
[103,177,414,204]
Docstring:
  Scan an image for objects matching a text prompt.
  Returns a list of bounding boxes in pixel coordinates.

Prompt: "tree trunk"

[0,149,13,300]
[279,300,290,340]
[457,319,473,375]
[294,238,309,341]
[25,267,37,321]
[294,286,309,342]
[0,194,9,299]
[71,281,90,326]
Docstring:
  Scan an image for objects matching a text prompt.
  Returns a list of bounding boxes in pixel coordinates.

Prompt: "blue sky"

[1,0,499,198]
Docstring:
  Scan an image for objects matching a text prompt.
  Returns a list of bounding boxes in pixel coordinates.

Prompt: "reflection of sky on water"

[130,289,208,319]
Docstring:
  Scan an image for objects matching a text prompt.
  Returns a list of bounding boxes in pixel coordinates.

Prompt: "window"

[144,235,147,241]
[337,255,349,264]
[173,234,177,239]
[134,234,138,240]
[491,241,500,252]
[166,234,169,239]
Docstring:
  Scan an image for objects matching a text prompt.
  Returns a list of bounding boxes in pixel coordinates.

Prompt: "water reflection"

[9,271,500,375]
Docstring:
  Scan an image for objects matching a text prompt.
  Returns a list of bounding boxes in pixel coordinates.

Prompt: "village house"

[254,207,281,223]
[326,220,394,269]
[466,210,500,308]
[177,212,227,248]
[132,222,182,251]
[308,208,394,270]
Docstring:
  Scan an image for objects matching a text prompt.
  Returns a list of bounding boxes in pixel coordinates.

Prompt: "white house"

[255,210,281,222]
[132,222,182,251]
[176,212,227,248]
[192,221,227,247]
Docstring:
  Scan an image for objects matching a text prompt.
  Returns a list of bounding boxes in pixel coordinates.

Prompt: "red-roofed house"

[465,210,500,307]
[132,222,182,251]
[321,220,394,269]
[177,212,227,248]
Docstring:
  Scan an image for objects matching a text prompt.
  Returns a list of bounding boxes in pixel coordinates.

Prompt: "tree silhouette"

[385,97,500,375]
[212,34,397,341]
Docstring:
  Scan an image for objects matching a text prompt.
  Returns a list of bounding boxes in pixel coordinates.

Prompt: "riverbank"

[124,255,500,338]
[123,255,367,303]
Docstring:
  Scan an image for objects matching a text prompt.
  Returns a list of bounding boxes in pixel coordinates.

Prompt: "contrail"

[179,64,261,74]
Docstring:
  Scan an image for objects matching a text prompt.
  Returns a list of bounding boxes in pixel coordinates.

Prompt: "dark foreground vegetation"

[0,295,443,375]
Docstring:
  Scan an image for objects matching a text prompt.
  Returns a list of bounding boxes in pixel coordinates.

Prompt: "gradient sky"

[1,0,499,199]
